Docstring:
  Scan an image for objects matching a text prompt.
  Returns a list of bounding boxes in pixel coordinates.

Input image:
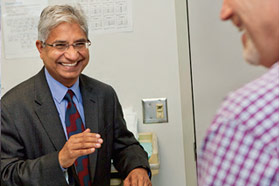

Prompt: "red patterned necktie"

[64,90,91,186]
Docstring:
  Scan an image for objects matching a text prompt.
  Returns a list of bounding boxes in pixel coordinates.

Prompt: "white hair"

[38,4,88,42]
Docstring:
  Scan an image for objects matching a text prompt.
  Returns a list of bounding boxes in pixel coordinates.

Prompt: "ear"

[220,0,233,20]
[36,40,44,53]
[36,40,45,59]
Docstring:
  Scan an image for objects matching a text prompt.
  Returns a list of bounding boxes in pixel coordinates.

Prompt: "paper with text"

[2,0,48,59]
[74,0,133,35]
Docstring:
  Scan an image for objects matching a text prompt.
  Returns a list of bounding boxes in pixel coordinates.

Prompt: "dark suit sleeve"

[109,88,151,179]
[1,103,68,186]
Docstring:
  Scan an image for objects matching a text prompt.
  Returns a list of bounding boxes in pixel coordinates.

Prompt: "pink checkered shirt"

[198,62,279,186]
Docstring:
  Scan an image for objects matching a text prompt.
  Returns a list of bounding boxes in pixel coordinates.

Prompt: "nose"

[220,0,233,21]
[64,45,80,61]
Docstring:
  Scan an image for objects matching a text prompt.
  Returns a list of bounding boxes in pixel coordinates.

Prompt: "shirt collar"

[44,68,82,103]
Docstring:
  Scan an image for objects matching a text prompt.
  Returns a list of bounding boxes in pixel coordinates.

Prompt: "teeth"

[61,62,78,67]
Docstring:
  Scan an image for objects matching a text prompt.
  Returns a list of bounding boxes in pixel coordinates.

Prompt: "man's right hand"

[58,128,103,168]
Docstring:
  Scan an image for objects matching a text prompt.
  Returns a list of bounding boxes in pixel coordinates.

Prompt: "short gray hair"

[38,4,88,42]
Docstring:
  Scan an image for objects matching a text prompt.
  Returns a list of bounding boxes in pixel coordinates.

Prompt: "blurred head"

[220,0,279,67]
[36,5,90,87]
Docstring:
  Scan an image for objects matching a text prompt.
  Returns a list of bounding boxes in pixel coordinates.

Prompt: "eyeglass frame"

[41,40,91,52]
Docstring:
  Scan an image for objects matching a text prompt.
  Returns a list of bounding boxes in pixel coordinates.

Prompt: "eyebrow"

[51,40,67,43]
[75,39,87,42]
[51,38,88,43]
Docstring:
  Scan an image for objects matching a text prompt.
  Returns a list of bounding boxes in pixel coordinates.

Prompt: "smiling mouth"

[59,61,79,67]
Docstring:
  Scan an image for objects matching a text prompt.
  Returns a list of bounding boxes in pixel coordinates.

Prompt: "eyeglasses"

[42,40,91,52]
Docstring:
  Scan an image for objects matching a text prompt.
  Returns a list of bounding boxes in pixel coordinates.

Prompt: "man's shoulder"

[210,64,279,133]
[1,71,44,107]
[235,63,278,95]
[2,75,36,101]
[80,74,115,94]
[221,65,278,114]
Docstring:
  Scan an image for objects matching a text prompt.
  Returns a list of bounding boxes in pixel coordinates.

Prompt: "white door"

[187,0,266,166]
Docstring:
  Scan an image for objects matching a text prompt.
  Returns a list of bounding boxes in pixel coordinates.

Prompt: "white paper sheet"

[2,0,48,59]
[123,107,138,139]
[73,0,133,34]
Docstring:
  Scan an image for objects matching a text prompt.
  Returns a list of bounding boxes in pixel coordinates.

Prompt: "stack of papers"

[123,107,138,139]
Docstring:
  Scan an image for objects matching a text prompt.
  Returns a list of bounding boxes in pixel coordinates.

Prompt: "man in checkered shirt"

[198,0,279,185]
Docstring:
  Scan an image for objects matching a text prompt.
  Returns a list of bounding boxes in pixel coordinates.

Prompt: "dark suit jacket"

[1,68,150,186]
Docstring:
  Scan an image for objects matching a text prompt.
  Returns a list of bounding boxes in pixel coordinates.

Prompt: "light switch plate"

[142,98,168,124]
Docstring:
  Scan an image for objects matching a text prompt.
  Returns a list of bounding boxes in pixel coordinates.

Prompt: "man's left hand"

[123,168,152,186]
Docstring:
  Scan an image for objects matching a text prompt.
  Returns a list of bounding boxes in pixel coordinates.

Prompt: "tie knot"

[64,90,74,102]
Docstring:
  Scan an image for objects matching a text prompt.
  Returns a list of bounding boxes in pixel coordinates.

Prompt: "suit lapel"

[80,75,99,182]
[33,71,100,181]
[34,69,66,151]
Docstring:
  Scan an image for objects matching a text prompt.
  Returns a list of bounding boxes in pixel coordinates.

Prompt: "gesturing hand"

[123,168,152,186]
[58,128,103,168]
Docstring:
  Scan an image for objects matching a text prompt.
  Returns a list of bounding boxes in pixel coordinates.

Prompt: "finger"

[67,142,101,150]
[71,132,100,139]
[83,128,91,133]
[80,135,103,143]
[69,148,96,158]
[123,177,131,186]
[69,129,99,138]
[81,133,103,142]
[69,134,103,144]
[123,180,128,186]
[138,176,147,186]
[70,136,103,144]
[87,133,103,143]
[129,175,140,186]
[143,179,151,186]
[127,176,137,186]
[82,129,103,141]
[138,177,143,186]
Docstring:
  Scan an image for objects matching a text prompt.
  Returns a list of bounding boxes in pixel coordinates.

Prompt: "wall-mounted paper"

[123,107,138,139]
[2,0,48,59]
[73,0,133,35]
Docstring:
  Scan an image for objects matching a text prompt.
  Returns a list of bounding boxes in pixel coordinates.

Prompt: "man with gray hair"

[198,0,279,185]
[1,4,151,186]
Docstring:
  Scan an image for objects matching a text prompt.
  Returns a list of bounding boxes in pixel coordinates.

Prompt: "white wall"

[1,0,195,185]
